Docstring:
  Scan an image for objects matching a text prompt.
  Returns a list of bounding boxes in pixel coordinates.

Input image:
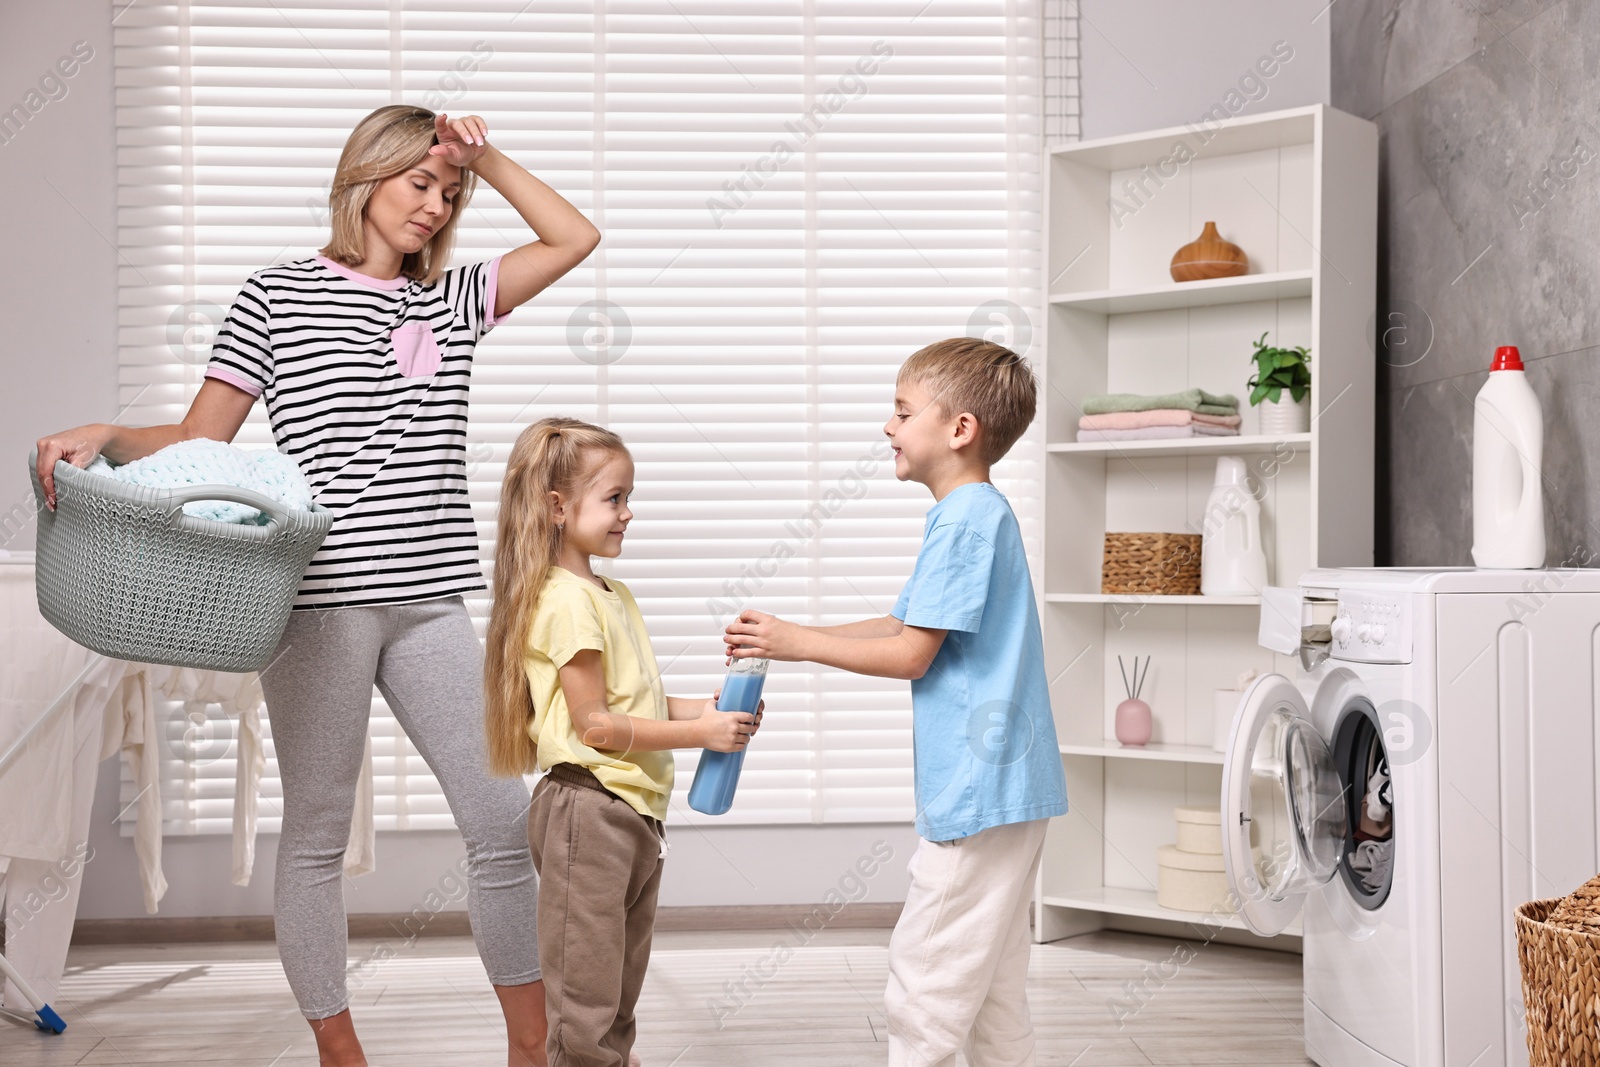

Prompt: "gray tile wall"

[1332,0,1597,567]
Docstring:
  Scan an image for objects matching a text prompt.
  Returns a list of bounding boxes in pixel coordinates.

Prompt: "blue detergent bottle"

[687,657,768,815]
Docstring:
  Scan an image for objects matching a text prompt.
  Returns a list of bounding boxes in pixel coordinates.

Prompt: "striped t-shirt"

[205,254,506,610]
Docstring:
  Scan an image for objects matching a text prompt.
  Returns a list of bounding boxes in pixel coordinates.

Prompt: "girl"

[484,418,760,1067]
[36,106,599,1067]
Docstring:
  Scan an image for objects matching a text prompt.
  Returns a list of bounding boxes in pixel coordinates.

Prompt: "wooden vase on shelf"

[1170,221,1248,282]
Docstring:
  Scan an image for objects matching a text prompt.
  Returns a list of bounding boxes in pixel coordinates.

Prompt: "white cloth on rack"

[0,562,377,1010]
[0,646,102,1013]
[2,566,165,913]
[2,562,376,893]
[0,578,109,865]
[0,566,163,1010]
[141,665,271,887]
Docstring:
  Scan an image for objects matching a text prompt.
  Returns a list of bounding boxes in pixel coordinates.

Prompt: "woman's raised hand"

[429,112,489,168]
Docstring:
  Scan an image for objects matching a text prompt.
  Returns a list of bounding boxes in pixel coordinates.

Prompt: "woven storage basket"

[1516,875,1600,1065]
[28,448,332,673]
[1102,532,1202,596]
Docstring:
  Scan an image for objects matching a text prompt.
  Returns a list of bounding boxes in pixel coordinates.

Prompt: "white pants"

[886,818,1049,1067]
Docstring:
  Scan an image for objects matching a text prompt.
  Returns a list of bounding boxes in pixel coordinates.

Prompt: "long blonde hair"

[319,104,477,285]
[485,417,630,777]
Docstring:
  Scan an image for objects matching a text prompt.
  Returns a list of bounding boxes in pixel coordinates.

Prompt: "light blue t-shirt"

[892,481,1069,842]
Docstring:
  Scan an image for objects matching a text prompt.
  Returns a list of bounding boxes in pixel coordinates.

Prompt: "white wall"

[1078,0,1331,140]
[0,0,118,557]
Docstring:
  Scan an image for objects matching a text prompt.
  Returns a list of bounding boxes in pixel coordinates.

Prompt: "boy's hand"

[724,609,807,661]
[697,697,757,753]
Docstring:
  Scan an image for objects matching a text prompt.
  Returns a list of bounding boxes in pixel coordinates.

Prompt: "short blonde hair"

[898,337,1038,464]
[319,104,477,285]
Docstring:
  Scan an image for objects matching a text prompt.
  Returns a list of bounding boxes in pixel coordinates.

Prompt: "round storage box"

[1175,805,1223,855]
[1156,844,1231,913]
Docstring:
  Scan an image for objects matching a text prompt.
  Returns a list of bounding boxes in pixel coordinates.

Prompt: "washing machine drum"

[1221,673,1349,936]
[1330,698,1396,910]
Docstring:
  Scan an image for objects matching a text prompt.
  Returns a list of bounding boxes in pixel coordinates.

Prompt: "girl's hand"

[697,698,756,753]
[429,113,489,168]
[724,609,806,662]
[712,689,766,738]
[34,424,113,510]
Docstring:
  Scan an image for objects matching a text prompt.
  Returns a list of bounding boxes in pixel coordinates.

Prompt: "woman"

[35,106,599,1067]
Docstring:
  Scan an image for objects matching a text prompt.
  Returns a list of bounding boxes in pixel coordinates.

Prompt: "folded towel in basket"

[85,438,312,526]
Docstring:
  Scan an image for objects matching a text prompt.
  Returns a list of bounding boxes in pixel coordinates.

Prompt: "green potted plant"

[1246,332,1311,434]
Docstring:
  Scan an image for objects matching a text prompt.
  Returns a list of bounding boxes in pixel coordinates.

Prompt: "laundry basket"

[27,448,332,673]
[1515,875,1600,1065]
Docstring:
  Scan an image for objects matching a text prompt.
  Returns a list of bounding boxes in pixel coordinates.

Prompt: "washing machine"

[1221,567,1600,1067]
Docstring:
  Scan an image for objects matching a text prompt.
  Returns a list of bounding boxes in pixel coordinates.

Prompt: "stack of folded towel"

[1076,388,1241,442]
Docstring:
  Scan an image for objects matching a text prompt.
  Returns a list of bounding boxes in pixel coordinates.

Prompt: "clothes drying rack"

[0,655,103,1036]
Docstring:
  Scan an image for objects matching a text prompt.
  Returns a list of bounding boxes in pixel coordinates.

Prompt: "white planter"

[1257,392,1310,435]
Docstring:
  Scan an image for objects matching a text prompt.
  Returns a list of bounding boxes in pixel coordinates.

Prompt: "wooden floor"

[2,929,1312,1065]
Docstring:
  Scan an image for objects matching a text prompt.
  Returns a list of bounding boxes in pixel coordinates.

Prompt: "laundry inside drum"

[1332,698,1395,909]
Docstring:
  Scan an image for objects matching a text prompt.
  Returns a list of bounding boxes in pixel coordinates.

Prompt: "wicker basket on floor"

[1102,532,1202,596]
[1516,874,1600,1065]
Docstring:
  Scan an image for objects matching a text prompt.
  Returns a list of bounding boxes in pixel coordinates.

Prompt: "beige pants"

[528,763,664,1067]
[885,818,1050,1067]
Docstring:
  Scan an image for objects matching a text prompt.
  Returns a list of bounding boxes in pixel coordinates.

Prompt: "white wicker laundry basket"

[27,448,332,673]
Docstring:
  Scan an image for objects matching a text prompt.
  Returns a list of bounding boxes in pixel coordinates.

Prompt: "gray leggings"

[258,596,540,1019]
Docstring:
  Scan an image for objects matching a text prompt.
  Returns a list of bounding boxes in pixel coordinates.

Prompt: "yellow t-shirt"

[523,566,673,821]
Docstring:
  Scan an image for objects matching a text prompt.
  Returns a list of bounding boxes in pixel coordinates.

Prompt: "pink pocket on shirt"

[391,322,443,378]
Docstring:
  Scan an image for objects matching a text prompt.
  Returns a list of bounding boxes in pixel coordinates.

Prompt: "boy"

[723,337,1068,1066]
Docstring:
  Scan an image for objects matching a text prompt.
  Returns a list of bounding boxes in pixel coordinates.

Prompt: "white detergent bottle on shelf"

[1472,345,1545,568]
[1200,455,1269,596]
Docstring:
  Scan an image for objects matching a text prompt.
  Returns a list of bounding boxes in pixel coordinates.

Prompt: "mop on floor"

[0,656,103,1035]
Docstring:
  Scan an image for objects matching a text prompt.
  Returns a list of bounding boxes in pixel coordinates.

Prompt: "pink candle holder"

[1115,698,1153,747]
[1115,654,1153,747]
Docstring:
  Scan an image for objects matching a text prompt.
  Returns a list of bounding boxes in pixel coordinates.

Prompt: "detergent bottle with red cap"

[1472,345,1545,568]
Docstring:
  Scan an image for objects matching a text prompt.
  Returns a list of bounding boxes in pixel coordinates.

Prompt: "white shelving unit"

[1047,432,1310,459]
[1033,104,1376,946]
[1041,886,1300,937]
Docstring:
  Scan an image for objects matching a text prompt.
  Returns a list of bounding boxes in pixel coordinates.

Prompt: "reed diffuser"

[1115,654,1153,747]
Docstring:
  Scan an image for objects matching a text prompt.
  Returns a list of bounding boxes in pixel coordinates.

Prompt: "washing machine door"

[1221,673,1348,936]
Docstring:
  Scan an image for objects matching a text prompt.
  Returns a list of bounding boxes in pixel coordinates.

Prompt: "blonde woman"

[34,106,599,1067]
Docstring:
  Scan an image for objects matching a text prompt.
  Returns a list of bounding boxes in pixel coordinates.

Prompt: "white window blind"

[114,0,1043,836]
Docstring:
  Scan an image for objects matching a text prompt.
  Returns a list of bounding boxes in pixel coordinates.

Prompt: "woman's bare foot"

[628,1053,642,1067]
[308,1009,368,1066]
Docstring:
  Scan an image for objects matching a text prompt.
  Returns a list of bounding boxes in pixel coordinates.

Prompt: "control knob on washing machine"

[1369,624,1387,645]
[1357,623,1372,643]
[1332,614,1352,647]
